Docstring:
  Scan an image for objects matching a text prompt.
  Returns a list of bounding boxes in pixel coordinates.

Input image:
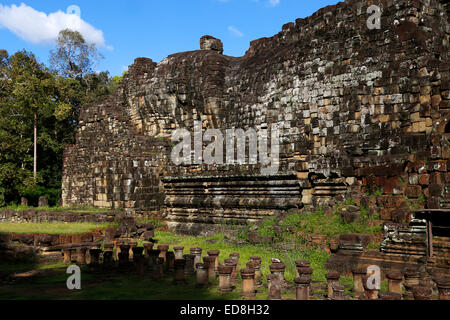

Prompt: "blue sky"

[0,0,339,76]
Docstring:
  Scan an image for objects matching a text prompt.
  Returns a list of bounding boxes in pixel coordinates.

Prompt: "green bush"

[20,185,61,207]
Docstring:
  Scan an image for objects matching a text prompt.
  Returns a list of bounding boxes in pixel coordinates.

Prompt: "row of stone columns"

[350,267,450,300]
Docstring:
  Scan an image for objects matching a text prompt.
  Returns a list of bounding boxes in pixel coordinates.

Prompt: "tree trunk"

[33,110,37,180]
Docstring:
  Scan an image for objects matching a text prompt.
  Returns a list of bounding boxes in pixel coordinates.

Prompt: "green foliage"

[19,185,61,207]
[49,29,103,79]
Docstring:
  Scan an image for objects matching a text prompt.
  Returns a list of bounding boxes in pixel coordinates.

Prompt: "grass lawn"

[0,222,111,235]
[3,205,116,213]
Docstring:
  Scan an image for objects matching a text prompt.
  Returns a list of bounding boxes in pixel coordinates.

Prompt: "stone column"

[203,256,216,281]
[379,292,402,300]
[148,249,160,269]
[132,247,145,275]
[174,246,184,260]
[331,283,347,300]
[158,245,169,262]
[62,249,72,265]
[166,251,175,273]
[325,272,340,298]
[218,265,233,293]
[241,268,256,298]
[404,271,420,300]
[436,277,450,300]
[103,251,114,267]
[76,247,87,265]
[196,263,209,288]
[119,245,130,262]
[352,267,366,298]
[207,250,220,272]
[266,274,282,300]
[269,263,286,285]
[89,249,102,265]
[224,258,238,284]
[132,247,144,261]
[363,275,379,300]
[412,286,433,300]
[190,248,202,270]
[174,259,186,284]
[129,241,137,261]
[143,243,154,258]
[298,266,313,293]
[118,252,129,269]
[247,261,262,287]
[295,260,310,278]
[229,253,240,265]
[152,257,164,280]
[295,276,311,300]
[386,272,403,295]
[183,254,196,276]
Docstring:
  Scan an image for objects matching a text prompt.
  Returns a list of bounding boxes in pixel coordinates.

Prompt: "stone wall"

[62,0,450,233]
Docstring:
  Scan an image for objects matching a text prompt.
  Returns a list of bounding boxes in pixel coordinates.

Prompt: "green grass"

[0,222,110,235]
[154,230,330,282]
[4,205,116,213]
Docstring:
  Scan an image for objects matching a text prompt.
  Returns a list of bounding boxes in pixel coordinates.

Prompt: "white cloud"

[0,3,110,49]
[269,0,280,7]
[228,26,244,37]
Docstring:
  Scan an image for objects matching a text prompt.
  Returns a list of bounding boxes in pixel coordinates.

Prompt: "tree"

[49,29,103,80]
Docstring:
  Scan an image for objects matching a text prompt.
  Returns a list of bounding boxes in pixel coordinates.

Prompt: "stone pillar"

[143,243,154,258]
[269,263,286,284]
[247,260,262,287]
[229,253,240,265]
[21,197,28,207]
[174,246,184,260]
[132,247,144,275]
[404,271,420,300]
[129,241,137,261]
[89,249,102,265]
[295,260,310,278]
[267,274,282,300]
[132,247,144,261]
[331,284,347,300]
[352,267,366,298]
[62,249,72,265]
[379,292,402,300]
[363,275,379,300]
[157,245,169,262]
[207,250,220,272]
[119,245,130,261]
[218,265,233,293]
[295,276,311,300]
[76,247,87,265]
[412,286,433,300]
[190,248,202,270]
[152,257,164,280]
[298,266,313,293]
[325,272,340,298]
[386,272,403,295]
[224,258,238,284]
[241,268,256,298]
[196,263,209,288]
[203,256,216,281]
[166,251,175,273]
[148,249,160,269]
[174,259,186,284]
[103,251,114,267]
[183,254,196,276]
[436,277,450,300]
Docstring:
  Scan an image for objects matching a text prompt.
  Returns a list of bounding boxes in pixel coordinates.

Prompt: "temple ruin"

[61,0,450,275]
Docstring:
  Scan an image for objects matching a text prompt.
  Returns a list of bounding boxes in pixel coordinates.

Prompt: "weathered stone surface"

[60,0,450,235]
